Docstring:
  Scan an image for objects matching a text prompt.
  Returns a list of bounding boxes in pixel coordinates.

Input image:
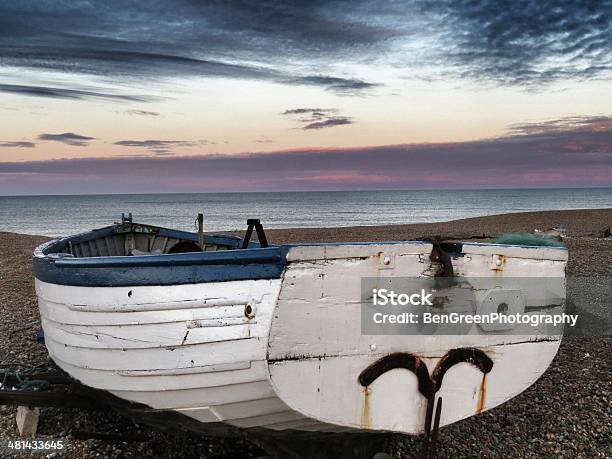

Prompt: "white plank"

[42,317,251,349]
[112,381,276,410]
[38,300,248,326]
[51,357,267,391]
[35,278,281,310]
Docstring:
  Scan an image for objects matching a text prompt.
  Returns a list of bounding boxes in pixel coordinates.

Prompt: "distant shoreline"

[1,186,612,198]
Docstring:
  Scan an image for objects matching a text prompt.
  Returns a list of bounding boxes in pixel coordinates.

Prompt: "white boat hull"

[35,240,567,435]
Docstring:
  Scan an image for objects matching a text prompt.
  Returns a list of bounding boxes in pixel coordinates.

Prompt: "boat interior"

[46,221,265,258]
[42,215,564,259]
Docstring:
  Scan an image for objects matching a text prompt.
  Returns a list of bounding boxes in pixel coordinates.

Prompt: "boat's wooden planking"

[66,233,185,257]
[66,233,231,257]
[35,278,311,429]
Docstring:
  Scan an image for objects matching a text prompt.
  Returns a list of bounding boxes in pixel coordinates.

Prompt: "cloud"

[113,139,214,155]
[3,115,609,194]
[424,0,612,86]
[0,84,159,102]
[0,141,35,148]
[38,132,95,146]
[0,1,606,95]
[114,140,194,148]
[291,76,379,95]
[507,116,612,135]
[303,117,354,130]
[126,110,159,116]
[0,1,380,97]
[282,108,355,130]
[282,108,332,116]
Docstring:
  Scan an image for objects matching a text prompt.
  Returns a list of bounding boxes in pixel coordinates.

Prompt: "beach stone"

[1,209,611,458]
[16,406,40,437]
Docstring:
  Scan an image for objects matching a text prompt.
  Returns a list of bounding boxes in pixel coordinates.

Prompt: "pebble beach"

[1,208,610,458]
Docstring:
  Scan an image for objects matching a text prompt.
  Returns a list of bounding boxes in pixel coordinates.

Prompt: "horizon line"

[2,185,612,198]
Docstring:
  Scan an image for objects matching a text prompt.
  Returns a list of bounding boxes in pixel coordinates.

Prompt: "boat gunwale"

[32,223,284,286]
[32,222,567,287]
[33,221,568,265]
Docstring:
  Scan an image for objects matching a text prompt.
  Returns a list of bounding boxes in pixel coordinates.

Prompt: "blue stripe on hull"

[33,223,277,287]
[33,248,285,286]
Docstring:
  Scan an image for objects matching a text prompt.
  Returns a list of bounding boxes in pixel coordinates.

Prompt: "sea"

[1,188,611,237]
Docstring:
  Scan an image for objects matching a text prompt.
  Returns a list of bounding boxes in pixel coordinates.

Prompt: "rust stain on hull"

[476,373,487,415]
[361,386,370,428]
[357,348,494,434]
[491,254,506,277]
[358,348,493,400]
[359,352,432,398]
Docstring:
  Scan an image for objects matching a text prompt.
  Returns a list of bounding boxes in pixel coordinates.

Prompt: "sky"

[0,0,610,194]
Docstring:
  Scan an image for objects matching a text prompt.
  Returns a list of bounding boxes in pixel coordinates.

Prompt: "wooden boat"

[32,217,567,444]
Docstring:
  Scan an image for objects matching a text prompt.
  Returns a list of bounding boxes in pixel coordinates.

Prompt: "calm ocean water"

[1,189,611,237]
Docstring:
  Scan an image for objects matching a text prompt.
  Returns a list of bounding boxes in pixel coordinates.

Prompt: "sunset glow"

[0,1,610,193]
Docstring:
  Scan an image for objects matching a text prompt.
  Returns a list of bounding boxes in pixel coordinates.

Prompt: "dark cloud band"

[0,84,159,102]
[2,116,609,193]
[1,0,606,99]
